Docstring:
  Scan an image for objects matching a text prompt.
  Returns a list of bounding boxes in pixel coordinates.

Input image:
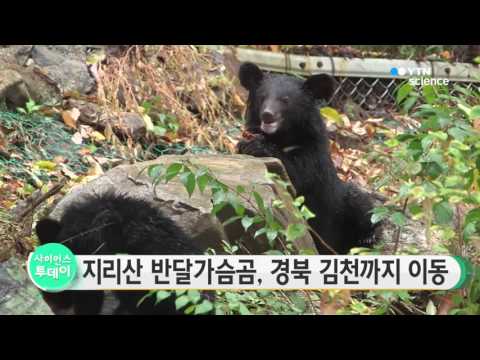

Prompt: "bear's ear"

[36,218,62,244]
[303,74,335,101]
[239,62,264,91]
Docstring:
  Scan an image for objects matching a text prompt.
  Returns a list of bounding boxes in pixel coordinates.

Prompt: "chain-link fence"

[328,76,479,111]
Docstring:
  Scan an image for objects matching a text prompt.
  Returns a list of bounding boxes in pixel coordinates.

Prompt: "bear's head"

[239,62,335,137]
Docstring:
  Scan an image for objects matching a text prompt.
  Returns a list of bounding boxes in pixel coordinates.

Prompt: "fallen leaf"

[59,164,78,180]
[426,300,437,315]
[71,132,83,145]
[78,147,92,156]
[232,93,245,108]
[91,131,106,142]
[79,125,93,138]
[33,160,57,171]
[321,107,344,127]
[352,121,367,136]
[62,108,81,129]
[365,123,376,137]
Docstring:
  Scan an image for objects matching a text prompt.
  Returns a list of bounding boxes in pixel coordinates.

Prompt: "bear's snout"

[261,109,276,124]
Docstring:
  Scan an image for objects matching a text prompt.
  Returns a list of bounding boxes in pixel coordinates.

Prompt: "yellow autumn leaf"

[34,160,57,171]
[91,131,106,142]
[320,107,344,127]
[142,114,154,132]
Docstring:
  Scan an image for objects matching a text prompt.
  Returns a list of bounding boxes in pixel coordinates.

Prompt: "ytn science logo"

[390,67,450,86]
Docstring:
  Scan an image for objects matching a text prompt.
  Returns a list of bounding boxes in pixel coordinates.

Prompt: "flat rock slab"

[48,154,318,255]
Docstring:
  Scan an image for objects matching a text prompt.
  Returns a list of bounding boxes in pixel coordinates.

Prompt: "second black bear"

[237,62,377,254]
[36,192,213,315]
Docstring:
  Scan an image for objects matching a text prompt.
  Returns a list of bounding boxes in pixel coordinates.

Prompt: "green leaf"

[196,173,210,193]
[445,176,464,188]
[266,229,278,244]
[184,304,196,314]
[155,290,172,304]
[289,293,307,313]
[371,207,390,224]
[238,303,251,315]
[175,295,190,310]
[222,215,242,227]
[406,162,422,176]
[212,190,226,205]
[465,208,480,226]
[433,201,453,225]
[194,300,214,315]
[385,138,400,148]
[403,96,418,113]
[211,201,227,216]
[463,222,477,241]
[470,105,480,120]
[391,212,407,227]
[457,103,472,117]
[148,164,165,179]
[396,83,413,105]
[423,162,444,179]
[429,131,448,142]
[236,185,246,194]
[165,163,183,181]
[293,196,305,207]
[286,223,306,241]
[187,290,202,304]
[252,215,263,224]
[448,127,469,142]
[241,216,254,232]
[253,191,265,213]
[180,171,196,197]
[422,85,436,104]
[300,205,316,220]
[254,228,267,239]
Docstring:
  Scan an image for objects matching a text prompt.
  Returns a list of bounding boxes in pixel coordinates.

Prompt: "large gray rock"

[0,68,31,109]
[30,46,95,94]
[47,154,318,255]
[0,45,95,106]
[0,257,54,315]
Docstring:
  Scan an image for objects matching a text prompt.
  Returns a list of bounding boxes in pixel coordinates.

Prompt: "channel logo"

[390,67,449,86]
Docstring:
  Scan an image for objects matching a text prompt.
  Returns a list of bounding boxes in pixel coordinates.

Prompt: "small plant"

[16,99,42,115]
[140,98,180,137]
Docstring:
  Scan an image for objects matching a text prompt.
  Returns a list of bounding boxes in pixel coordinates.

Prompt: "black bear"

[35,192,213,315]
[237,62,377,254]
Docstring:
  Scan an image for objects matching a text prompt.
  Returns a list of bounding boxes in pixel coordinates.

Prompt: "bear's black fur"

[35,192,212,315]
[237,62,377,254]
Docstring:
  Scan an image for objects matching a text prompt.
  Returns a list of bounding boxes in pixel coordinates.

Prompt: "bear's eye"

[280,96,289,104]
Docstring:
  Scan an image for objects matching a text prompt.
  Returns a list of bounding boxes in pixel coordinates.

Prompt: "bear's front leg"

[237,136,276,158]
